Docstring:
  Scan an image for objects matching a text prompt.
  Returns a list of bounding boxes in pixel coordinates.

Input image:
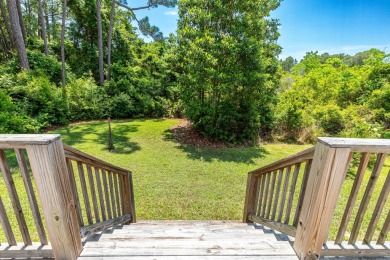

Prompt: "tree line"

[0,0,389,144]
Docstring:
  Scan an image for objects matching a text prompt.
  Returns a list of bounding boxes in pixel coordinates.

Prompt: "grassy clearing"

[1,118,389,243]
[52,119,310,221]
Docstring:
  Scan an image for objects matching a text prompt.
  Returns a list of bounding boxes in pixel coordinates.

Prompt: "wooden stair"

[78,221,298,259]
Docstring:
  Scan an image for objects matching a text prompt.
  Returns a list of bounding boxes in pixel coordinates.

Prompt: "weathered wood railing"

[0,135,135,259]
[64,144,135,237]
[243,146,315,237]
[244,137,390,259]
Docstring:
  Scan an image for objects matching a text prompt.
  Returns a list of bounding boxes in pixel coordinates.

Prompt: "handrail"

[245,137,390,260]
[63,144,129,175]
[63,144,136,237]
[249,146,315,176]
[0,134,136,260]
[0,135,82,259]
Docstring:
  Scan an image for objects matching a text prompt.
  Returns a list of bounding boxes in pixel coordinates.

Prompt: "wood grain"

[77,161,93,225]
[0,196,16,245]
[26,139,82,259]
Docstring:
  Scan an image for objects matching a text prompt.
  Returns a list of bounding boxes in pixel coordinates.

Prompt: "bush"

[0,90,40,133]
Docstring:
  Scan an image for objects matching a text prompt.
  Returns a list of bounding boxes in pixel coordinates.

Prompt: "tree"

[61,0,66,86]
[177,0,282,144]
[107,0,177,79]
[282,56,296,72]
[38,0,49,55]
[96,0,104,86]
[6,0,29,69]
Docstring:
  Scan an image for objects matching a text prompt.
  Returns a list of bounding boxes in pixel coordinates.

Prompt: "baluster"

[335,152,370,244]
[349,153,387,244]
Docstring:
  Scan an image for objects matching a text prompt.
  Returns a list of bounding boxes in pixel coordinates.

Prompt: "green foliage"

[274,49,390,143]
[178,0,281,144]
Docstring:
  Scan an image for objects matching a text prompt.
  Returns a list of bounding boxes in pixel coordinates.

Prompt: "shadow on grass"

[177,145,268,164]
[56,121,141,155]
[163,129,268,164]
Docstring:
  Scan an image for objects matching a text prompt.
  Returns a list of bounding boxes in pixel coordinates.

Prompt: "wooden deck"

[78,220,299,259]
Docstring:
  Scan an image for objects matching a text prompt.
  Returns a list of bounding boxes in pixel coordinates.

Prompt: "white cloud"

[164,11,177,16]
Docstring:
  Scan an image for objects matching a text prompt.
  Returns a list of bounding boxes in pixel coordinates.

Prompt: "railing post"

[122,171,136,223]
[243,172,258,223]
[293,141,351,259]
[26,138,83,260]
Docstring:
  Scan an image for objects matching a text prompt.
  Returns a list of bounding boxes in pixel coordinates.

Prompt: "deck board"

[78,221,298,259]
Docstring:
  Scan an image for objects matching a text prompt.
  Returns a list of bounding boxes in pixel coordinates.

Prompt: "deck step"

[78,221,298,259]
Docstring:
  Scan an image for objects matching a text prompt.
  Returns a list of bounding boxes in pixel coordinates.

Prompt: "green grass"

[1,118,389,243]
[51,119,310,221]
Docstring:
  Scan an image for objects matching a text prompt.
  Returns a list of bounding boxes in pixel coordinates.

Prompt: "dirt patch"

[169,119,250,148]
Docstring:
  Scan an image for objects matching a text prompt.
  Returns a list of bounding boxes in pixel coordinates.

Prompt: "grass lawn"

[1,118,389,243]
[52,119,311,221]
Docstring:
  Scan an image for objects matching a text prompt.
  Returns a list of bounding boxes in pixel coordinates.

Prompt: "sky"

[132,0,390,61]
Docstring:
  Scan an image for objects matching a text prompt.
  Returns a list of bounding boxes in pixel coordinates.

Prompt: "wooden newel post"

[293,141,352,260]
[26,138,82,260]
[243,173,258,223]
[121,171,136,223]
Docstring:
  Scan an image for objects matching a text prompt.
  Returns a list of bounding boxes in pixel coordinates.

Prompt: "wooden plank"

[87,165,100,223]
[108,171,117,218]
[318,137,390,152]
[0,134,60,147]
[249,214,297,237]
[63,144,129,175]
[335,152,370,244]
[0,243,53,258]
[271,168,284,220]
[364,168,390,244]
[284,163,300,224]
[101,169,112,219]
[119,174,124,216]
[293,159,312,227]
[0,196,16,245]
[80,214,131,238]
[128,172,136,223]
[78,161,93,225]
[349,153,387,244]
[266,171,277,219]
[15,149,48,245]
[293,144,351,260]
[113,173,121,216]
[95,167,106,221]
[81,241,296,256]
[26,139,82,259]
[66,158,84,226]
[250,147,315,176]
[322,242,390,257]
[253,174,261,217]
[278,166,291,222]
[0,150,31,245]
[243,173,258,222]
[256,173,265,216]
[378,210,390,244]
[79,257,297,260]
[261,173,271,217]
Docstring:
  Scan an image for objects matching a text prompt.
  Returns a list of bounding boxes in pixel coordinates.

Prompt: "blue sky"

[132,0,390,61]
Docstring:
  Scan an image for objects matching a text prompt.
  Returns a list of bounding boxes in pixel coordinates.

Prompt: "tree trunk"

[96,0,104,86]
[38,0,49,55]
[0,22,10,56]
[51,0,57,40]
[61,0,66,86]
[0,0,13,46]
[43,1,50,41]
[15,0,26,40]
[6,0,29,69]
[107,0,115,81]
